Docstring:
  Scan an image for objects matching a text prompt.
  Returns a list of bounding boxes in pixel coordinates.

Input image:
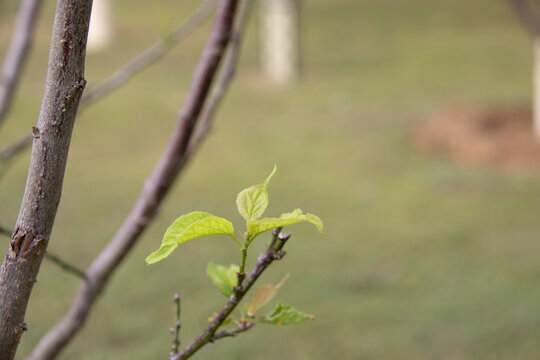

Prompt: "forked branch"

[172,230,291,360]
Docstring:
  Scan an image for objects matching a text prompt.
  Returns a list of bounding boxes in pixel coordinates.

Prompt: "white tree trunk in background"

[259,0,299,86]
[534,37,540,138]
[88,0,112,52]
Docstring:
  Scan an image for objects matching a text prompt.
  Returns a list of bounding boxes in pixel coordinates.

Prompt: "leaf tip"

[264,165,277,188]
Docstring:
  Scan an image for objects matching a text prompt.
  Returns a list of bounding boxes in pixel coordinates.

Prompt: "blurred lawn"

[1,0,540,359]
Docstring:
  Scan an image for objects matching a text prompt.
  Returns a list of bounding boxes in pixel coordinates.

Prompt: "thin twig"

[0,0,216,165]
[0,0,44,129]
[1,228,87,279]
[190,0,253,150]
[81,0,217,106]
[170,293,182,356]
[267,227,282,251]
[26,1,242,359]
[211,323,254,341]
[43,252,87,280]
[0,132,31,160]
[172,231,291,360]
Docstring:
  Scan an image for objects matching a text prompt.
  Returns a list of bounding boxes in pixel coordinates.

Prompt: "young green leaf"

[146,211,235,264]
[207,263,240,297]
[247,274,289,316]
[247,209,324,238]
[236,165,277,221]
[260,302,315,325]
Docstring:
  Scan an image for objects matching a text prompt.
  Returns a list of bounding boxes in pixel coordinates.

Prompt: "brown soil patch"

[413,106,540,171]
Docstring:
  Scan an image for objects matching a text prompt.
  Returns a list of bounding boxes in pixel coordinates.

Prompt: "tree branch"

[170,293,182,357]
[172,230,291,360]
[0,0,216,168]
[43,252,87,280]
[0,131,31,161]
[210,323,254,341]
[0,0,92,358]
[81,0,217,106]
[507,0,540,36]
[26,1,241,359]
[190,0,253,149]
[1,226,86,279]
[0,0,44,129]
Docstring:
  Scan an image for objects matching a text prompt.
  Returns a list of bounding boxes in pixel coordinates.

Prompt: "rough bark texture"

[0,0,44,128]
[0,1,92,359]
[26,1,239,359]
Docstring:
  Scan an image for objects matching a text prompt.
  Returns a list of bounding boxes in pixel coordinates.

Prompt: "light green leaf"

[247,209,324,237]
[146,211,234,264]
[236,165,277,221]
[248,274,289,316]
[207,263,239,297]
[260,302,315,325]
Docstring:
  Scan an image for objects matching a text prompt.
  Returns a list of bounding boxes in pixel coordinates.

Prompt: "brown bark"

[26,1,240,359]
[0,1,92,359]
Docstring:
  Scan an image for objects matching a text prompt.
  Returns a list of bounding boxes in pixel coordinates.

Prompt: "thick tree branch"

[507,0,540,36]
[0,0,92,358]
[172,231,291,360]
[26,1,241,359]
[0,0,44,129]
[0,0,216,167]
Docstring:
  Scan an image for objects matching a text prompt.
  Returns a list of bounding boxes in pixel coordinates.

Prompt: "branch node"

[277,232,291,241]
[273,250,286,260]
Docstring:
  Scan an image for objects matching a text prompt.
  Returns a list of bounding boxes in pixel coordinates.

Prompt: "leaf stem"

[238,248,247,276]
[237,232,254,286]
[230,234,242,248]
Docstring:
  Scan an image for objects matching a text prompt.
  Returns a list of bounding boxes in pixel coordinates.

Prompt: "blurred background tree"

[507,0,540,137]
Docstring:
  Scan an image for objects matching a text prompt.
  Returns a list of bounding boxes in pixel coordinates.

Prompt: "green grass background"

[1,0,540,359]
